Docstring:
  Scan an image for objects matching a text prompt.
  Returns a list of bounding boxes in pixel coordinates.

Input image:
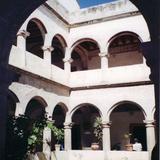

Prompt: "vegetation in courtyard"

[93,117,103,143]
[6,113,64,160]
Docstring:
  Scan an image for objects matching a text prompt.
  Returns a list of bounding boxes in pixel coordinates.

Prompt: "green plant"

[27,118,46,154]
[6,113,64,159]
[47,121,64,144]
[93,117,102,143]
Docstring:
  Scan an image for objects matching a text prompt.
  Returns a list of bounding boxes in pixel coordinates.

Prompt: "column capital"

[63,58,73,63]
[143,119,155,127]
[17,30,30,38]
[101,121,112,128]
[42,46,54,52]
[99,52,107,57]
[64,122,73,129]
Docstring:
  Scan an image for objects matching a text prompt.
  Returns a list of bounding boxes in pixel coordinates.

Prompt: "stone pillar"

[144,120,155,153]
[64,122,72,150]
[43,126,52,160]
[102,121,111,151]
[63,58,73,73]
[42,46,54,64]
[16,30,30,51]
[99,52,108,69]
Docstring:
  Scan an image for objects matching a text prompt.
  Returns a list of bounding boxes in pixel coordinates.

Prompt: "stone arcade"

[0,0,158,160]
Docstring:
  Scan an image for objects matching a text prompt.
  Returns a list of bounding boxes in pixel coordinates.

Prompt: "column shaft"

[102,122,111,151]
[99,53,108,69]
[42,46,53,64]
[64,123,72,150]
[145,121,155,152]
[63,58,73,73]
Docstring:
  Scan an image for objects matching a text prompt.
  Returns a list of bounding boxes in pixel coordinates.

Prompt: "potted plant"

[92,117,103,150]
[124,133,133,151]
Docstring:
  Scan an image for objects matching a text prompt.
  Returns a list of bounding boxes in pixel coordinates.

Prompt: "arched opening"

[110,102,147,151]
[51,104,66,150]
[72,104,101,150]
[108,32,143,67]
[25,97,46,152]
[6,90,19,116]
[26,19,46,58]
[71,39,100,72]
[51,35,66,69]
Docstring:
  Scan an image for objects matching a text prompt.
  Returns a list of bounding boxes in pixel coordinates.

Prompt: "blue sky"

[77,0,116,8]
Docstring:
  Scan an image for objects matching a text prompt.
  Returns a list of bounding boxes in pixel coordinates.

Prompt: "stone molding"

[64,122,73,129]
[63,58,73,63]
[42,46,54,52]
[143,120,155,128]
[17,30,30,38]
[102,121,112,128]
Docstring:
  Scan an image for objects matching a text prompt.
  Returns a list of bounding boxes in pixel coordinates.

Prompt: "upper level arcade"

[9,0,151,89]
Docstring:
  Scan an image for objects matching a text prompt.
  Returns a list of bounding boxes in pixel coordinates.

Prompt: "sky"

[77,0,116,8]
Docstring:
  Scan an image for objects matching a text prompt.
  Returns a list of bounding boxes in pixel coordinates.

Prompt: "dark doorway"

[72,125,81,149]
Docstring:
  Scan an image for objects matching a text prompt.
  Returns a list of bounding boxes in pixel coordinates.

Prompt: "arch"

[7,90,19,103]
[71,38,101,71]
[107,31,143,67]
[51,102,67,151]
[54,34,67,48]
[71,103,102,150]
[20,90,49,114]
[51,35,66,69]
[7,90,19,116]
[108,31,143,44]
[25,96,47,117]
[26,18,46,58]
[71,38,100,51]
[29,18,47,37]
[70,103,102,118]
[107,100,147,119]
[29,95,48,107]
[109,101,147,151]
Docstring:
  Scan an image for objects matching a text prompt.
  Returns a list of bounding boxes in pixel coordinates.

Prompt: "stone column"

[63,58,73,73]
[102,121,111,151]
[43,126,52,160]
[64,122,72,150]
[144,120,155,153]
[42,46,54,64]
[16,30,30,51]
[99,52,108,69]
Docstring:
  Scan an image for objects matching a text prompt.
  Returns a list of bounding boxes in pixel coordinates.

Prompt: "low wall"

[52,151,149,160]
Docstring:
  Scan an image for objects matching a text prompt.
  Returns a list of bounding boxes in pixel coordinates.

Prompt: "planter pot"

[55,144,61,151]
[125,144,133,151]
[91,143,100,150]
